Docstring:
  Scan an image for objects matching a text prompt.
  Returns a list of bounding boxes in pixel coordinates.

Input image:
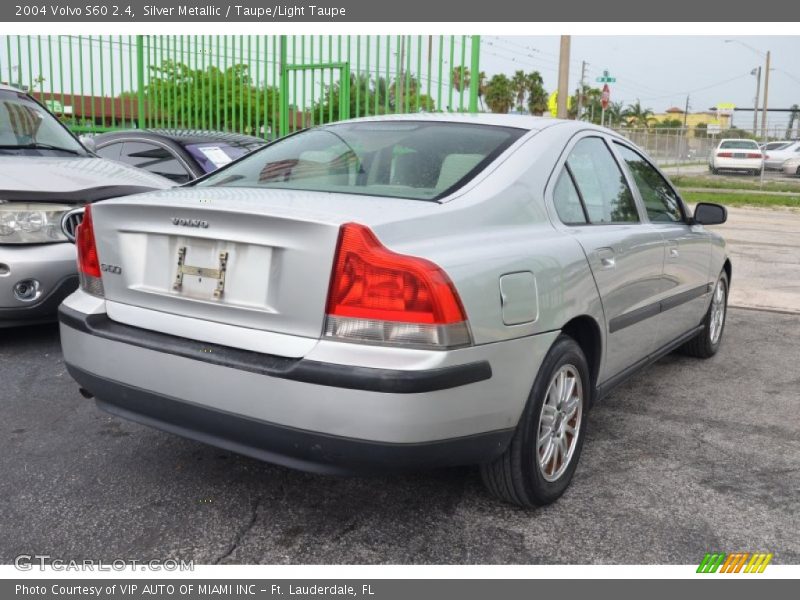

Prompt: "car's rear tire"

[480,335,590,507]
[680,271,729,359]
[710,167,718,175]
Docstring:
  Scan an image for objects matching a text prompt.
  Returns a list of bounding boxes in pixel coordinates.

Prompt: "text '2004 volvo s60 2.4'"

[59,115,731,507]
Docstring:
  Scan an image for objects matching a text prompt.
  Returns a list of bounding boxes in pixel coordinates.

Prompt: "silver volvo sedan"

[59,115,730,507]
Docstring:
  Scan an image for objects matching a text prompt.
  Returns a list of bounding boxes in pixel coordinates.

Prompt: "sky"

[482,36,800,129]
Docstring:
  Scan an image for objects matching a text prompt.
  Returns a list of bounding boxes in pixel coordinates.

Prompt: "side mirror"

[693,202,727,226]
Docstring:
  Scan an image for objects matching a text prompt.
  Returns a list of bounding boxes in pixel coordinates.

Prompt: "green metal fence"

[0,35,481,138]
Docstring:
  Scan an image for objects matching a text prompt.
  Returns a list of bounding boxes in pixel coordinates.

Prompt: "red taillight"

[324,223,470,348]
[717,152,733,158]
[75,204,104,297]
[76,204,100,277]
[746,153,763,159]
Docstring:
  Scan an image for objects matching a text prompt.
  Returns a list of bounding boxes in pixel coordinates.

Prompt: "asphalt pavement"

[1,307,798,565]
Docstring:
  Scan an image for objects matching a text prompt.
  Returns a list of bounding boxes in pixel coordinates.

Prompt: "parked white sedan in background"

[708,139,763,175]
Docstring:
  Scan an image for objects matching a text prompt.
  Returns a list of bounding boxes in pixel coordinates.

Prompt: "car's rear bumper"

[712,157,763,171]
[58,295,555,472]
[67,364,513,474]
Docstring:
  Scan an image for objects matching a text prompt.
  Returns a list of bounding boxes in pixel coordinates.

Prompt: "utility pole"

[683,95,690,129]
[575,60,587,121]
[752,66,761,135]
[761,50,771,141]
[557,35,570,119]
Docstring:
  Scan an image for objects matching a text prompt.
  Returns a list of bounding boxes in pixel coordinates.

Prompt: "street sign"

[601,84,610,110]
[596,69,616,83]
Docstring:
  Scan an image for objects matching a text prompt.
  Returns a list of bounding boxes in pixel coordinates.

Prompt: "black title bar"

[3,0,799,21]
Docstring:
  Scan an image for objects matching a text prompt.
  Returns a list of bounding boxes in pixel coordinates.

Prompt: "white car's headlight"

[0,202,71,244]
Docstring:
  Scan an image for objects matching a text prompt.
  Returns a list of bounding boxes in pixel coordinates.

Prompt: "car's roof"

[95,129,267,146]
[329,112,590,133]
[0,83,27,93]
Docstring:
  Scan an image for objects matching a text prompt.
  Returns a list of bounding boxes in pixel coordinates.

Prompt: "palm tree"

[622,99,655,128]
[511,70,527,113]
[525,71,547,115]
[605,101,624,127]
[484,74,515,114]
[477,71,488,111]
[452,66,470,93]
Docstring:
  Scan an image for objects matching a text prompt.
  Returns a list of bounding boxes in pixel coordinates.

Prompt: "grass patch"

[671,175,800,193]
[682,190,800,208]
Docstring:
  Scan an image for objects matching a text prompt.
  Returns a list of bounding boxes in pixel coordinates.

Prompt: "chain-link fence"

[611,125,800,168]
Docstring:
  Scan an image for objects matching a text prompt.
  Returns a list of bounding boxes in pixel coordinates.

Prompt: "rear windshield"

[720,140,759,150]
[196,121,526,201]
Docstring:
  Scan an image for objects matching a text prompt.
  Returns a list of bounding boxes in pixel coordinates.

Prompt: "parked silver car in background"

[782,156,800,177]
[0,84,173,327]
[764,140,800,170]
[59,115,731,507]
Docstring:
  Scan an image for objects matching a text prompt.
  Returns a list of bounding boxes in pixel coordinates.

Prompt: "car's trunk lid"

[90,187,438,356]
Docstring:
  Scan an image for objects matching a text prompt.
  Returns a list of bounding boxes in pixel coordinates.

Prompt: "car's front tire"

[480,335,589,507]
[681,271,729,359]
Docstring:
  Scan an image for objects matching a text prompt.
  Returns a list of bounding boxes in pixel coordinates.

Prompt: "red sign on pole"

[601,84,610,110]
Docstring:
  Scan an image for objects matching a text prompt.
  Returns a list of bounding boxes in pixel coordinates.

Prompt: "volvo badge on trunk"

[172,217,209,228]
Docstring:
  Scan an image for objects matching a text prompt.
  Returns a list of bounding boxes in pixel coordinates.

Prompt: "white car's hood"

[0,155,174,195]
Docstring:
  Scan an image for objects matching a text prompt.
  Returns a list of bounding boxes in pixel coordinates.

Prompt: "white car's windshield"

[0,89,86,156]
[197,121,526,201]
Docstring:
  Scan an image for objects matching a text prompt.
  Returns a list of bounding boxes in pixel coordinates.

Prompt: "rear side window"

[118,141,193,184]
[566,137,639,224]
[614,143,684,223]
[553,169,587,225]
[197,122,526,201]
[95,142,122,161]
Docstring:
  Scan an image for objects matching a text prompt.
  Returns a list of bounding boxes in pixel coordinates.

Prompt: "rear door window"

[614,143,684,223]
[566,137,640,224]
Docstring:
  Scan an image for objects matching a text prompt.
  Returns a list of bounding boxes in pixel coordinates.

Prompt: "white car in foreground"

[708,139,763,175]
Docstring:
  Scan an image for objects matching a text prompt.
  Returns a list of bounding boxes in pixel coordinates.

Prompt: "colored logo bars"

[697,552,773,573]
